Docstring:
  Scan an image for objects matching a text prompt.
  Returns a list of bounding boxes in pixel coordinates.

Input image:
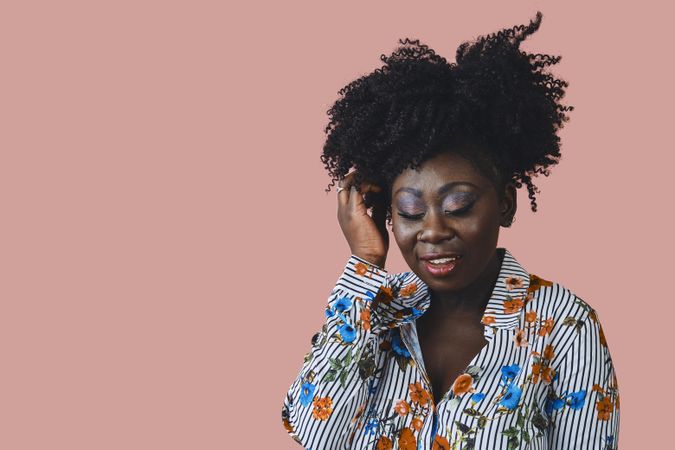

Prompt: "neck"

[427,248,504,318]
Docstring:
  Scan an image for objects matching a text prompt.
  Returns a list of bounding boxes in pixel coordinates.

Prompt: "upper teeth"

[429,257,457,264]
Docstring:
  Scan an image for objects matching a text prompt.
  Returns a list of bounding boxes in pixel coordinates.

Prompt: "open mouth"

[421,256,461,276]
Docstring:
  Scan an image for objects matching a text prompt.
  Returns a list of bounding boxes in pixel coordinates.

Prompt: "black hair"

[320,11,573,220]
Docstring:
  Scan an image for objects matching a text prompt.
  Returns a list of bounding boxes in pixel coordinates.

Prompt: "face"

[391,150,516,295]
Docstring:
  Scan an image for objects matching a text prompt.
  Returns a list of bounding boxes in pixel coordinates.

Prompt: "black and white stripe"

[282,249,620,449]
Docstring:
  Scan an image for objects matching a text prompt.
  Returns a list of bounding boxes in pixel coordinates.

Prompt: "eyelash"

[397,203,474,220]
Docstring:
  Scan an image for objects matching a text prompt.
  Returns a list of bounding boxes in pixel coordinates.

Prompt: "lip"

[420,252,462,261]
[419,253,462,277]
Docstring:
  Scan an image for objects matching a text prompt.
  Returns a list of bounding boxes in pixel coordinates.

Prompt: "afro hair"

[320,11,573,220]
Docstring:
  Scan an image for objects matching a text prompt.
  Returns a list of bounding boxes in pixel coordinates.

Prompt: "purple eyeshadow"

[442,192,475,210]
[396,191,476,215]
[395,198,425,215]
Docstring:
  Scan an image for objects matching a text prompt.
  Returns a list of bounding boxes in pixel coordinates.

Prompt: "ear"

[499,182,518,227]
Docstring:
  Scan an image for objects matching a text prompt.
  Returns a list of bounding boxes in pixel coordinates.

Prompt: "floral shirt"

[282,248,620,449]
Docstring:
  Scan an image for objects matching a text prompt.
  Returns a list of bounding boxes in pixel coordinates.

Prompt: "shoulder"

[524,273,611,356]
[525,273,599,327]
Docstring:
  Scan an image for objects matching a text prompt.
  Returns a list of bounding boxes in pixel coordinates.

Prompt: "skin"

[337,149,517,404]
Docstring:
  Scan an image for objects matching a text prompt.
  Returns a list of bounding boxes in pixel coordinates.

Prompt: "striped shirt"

[282,248,620,449]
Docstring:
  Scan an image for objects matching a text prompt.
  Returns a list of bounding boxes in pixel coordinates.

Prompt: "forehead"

[392,151,493,193]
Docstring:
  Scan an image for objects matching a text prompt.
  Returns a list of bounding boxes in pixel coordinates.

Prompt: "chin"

[414,263,470,293]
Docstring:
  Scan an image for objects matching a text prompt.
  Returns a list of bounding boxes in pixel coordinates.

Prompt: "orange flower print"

[374,286,393,305]
[409,382,432,406]
[411,417,424,431]
[525,310,537,323]
[355,262,368,276]
[531,363,542,383]
[541,367,554,384]
[398,427,417,450]
[376,435,393,450]
[352,403,366,423]
[592,384,605,394]
[433,435,450,450]
[400,282,418,297]
[503,297,525,314]
[312,396,333,420]
[513,328,529,347]
[360,308,371,332]
[596,396,613,421]
[538,317,554,336]
[504,276,524,291]
[616,393,621,410]
[283,418,294,434]
[394,400,411,416]
[543,344,555,360]
[588,308,598,323]
[528,274,553,293]
[451,373,474,396]
[482,315,496,325]
[531,364,554,384]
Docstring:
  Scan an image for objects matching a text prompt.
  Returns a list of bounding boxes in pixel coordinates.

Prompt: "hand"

[337,171,389,268]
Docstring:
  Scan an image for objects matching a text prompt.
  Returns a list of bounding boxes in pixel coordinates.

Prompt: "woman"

[282,12,619,449]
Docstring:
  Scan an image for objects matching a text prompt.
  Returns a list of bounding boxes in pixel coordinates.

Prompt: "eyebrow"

[393,181,479,197]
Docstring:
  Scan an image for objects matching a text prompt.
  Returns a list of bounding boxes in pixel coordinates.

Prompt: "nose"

[417,210,455,243]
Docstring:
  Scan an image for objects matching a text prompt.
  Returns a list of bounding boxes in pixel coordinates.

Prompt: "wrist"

[352,253,386,270]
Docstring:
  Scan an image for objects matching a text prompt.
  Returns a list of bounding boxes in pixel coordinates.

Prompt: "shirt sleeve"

[281,255,428,449]
[547,309,620,449]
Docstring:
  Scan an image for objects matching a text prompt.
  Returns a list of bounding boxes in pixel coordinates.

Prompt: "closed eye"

[396,203,474,221]
[397,212,424,221]
[445,203,474,216]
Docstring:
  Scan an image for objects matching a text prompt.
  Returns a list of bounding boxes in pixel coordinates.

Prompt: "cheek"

[391,220,417,251]
[460,209,502,240]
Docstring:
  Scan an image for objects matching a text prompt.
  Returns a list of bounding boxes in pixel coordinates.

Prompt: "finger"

[349,185,364,212]
[337,171,357,207]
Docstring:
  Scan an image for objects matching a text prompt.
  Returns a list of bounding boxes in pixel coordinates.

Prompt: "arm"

[282,255,427,449]
[547,309,620,449]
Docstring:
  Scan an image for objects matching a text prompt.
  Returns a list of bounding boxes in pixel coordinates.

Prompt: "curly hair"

[320,11,573,220]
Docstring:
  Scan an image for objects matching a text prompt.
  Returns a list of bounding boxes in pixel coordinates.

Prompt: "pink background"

[1,0,671,448]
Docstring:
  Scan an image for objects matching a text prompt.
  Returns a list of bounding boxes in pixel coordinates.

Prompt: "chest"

[416,318,488,404]
[355,326,556,450]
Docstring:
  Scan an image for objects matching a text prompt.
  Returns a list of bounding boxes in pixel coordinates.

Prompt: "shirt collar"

[398,247,533,331]
[480,247,532,330]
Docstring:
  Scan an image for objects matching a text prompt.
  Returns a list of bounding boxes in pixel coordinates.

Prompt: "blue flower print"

[545,397,565,416]
[500,383,522,410]
[566,390,587,410]
[299,381,316,407]
[471,392,486,403]
[334,296,353,313]
[333,297,352,313]
[399,307,425,324]
[338,323,356,343]
[324,307,335,318]
[500,364,520,384]
[390,330,411,358]
[364,417,379,436]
